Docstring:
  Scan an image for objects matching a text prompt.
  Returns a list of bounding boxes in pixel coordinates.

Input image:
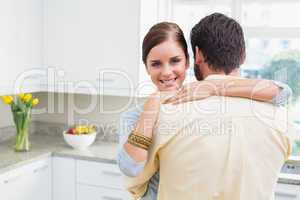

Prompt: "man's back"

[155,96,292,200]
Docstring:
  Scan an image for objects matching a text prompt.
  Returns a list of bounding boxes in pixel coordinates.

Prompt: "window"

[171,0,300,155]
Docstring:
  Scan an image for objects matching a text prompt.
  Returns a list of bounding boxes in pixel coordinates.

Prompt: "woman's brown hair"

[142,22,189,65]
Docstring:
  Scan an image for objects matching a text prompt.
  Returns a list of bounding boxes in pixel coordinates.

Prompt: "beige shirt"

[125,75,294,200]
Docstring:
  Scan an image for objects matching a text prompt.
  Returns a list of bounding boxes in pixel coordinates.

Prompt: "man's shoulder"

[159,96,286,119]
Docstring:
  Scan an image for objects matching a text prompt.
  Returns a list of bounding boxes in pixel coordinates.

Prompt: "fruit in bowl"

[63,125,97,150]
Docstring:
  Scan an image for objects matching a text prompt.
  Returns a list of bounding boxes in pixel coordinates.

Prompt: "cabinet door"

[0,0,43,95]
[77,184,131,200]
[77,160,123,189]
[30,158,52,200]
[0,166,30,200]
[275,183,300,200]
[0,158,51,200]
[44,0,141,94]
[52,156,76,200]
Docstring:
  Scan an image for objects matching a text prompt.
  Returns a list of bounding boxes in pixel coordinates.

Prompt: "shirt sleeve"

[117,105,146,177]
[271,81,293,106]
[140,171,159,200]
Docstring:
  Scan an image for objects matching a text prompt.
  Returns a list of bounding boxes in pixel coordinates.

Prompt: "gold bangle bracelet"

[129,132,152,146]
[134,133,152,143]
[127,132,152,150]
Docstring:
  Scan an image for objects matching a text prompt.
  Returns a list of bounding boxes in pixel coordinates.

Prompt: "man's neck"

[202,68,241,79]
[202,71,226,79]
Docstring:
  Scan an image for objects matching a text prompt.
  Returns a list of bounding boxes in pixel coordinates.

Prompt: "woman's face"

[146,39,189,92]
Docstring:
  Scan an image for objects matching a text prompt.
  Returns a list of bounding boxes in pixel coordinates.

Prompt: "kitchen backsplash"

[0,121,119,143]
[0,124,35,143]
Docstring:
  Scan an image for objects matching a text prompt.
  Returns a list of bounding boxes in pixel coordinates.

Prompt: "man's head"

[190,13,246,80]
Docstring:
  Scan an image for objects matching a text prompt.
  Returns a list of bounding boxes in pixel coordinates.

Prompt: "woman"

[117,22,291,200]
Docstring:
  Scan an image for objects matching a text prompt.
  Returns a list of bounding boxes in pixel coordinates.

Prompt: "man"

[126,13,293,200]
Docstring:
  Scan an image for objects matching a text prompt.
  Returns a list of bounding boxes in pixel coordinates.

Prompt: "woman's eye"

[151,62,161,67]
[170,58,181,64]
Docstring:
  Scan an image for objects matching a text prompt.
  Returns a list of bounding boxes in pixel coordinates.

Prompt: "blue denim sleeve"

[272,81,293,106]
[117,105,146,177]
[140,171,159,200]
[117,147,146,177]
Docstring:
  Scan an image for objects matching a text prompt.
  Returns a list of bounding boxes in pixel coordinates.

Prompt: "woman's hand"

[163,81,219,105]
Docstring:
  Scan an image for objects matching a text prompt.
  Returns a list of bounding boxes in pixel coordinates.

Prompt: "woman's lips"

[159,77,178,87]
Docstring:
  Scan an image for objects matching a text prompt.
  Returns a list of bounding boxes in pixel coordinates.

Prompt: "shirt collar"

[204,74,243,80]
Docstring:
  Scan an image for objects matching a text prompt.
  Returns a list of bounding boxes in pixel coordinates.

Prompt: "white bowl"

[63,131,97,150]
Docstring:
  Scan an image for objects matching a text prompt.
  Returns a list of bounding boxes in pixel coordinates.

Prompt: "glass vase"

[13,109,31,152]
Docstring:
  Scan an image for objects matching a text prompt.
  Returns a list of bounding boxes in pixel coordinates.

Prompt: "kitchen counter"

[0,134,299,185]
[0,134,118,175]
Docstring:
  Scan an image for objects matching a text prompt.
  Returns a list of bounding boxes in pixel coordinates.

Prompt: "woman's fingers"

[163,90,187,104]
[161,87,186,103]
[162,81,219,105]
[166,93,188,104]
[171,95,191,105]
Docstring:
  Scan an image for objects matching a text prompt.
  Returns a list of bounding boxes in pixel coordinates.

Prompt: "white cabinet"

[0,0,44,95]
[275,183,300,200]
[43,0,164,96]
[0,0,168,96]
[77,184,130,200]
[52,156,76,200]
[43,0,139,95]
[52,157,131,200]
[30,158,52,200]
[76,160,131,200]
[0,157,51,200]
[77,160,123,189]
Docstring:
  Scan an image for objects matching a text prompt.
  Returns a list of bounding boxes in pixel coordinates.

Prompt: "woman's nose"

[161,65,173,77]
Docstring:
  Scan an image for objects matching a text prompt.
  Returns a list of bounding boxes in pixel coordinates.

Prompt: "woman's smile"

[159,77,178,88]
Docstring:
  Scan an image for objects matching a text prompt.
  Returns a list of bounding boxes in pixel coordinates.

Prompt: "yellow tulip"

[32,98,39,106]
[1,96,14,105]
[23,93,32,103]
[18,93,25,100]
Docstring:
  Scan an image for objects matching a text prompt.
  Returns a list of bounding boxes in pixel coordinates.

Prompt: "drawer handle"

[102,171,121,177]
[102,196,122,200]
[33,165,49,173]
[275,190,298,198]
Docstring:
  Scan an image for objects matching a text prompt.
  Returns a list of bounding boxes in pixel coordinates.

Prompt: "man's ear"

[195,46,204,65]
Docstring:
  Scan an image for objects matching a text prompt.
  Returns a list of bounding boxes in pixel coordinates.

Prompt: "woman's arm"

[219,79,292,104]
[117,93,161,177]
[117,106,146,177]
[164,78,292,105]
[123,93,160,162]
